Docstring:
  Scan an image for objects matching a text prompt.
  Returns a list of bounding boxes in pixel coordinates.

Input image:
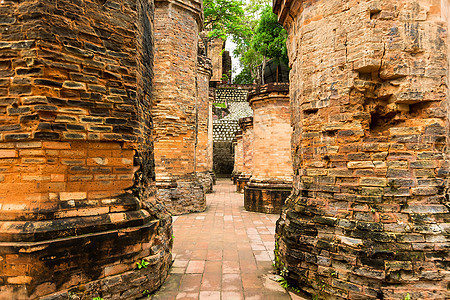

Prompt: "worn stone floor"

[151,179,299,300]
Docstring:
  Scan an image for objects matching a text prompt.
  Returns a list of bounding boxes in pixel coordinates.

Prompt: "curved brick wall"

[274,0,450,299]
[153,0,206,215]
[0,0,172,298]
[196,41,214,193]
[236,117,254,192]
[233,131,244,189]
[244,83,293,214]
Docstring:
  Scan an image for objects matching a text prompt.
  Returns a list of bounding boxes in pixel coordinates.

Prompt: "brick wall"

[235,117,253,192]
[207,88,214,173]
[0,0,172,298]
[274,0,450,299]
[153,0,206,215]
[206,38,224,83]
[240,117,254,176]
[233,131,243,178]
[244,83,293,213]
[213,141,234,177]
[248,84,292,182]
[213,86,252,176]
[196,37,214,192]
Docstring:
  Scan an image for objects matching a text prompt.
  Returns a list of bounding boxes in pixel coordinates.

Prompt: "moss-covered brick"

[273,0,450,298]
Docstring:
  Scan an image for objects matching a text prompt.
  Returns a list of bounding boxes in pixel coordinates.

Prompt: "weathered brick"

[62,81,86,90]
[273,1,450,298]
[0,150,18,158]
[348,161,375,169]
[360,177,387,186]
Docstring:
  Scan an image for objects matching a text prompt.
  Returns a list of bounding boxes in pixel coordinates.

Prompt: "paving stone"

[199,291,221,300]
[186,261,205,274]
[151,179,291,299]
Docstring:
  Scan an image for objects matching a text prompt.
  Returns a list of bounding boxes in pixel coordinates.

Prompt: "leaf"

[213,102,227,108]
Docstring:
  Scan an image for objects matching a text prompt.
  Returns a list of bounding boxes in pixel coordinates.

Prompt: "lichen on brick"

[273,0,450,299]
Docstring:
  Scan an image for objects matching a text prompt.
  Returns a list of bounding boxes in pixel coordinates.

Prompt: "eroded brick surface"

[196,37,214,193]
[244,83,293,214]
[153,0,206,215]
[0,0,172,298]
[274,0,450,299]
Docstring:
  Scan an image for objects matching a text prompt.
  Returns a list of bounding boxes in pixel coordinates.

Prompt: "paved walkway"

[151,179,294,300]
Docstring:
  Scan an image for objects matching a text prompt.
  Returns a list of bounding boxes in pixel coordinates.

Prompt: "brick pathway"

[151,179,294,300]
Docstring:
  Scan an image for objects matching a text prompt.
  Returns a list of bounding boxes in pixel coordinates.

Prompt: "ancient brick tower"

[0,0,172,298]
[153,0,207,215]
[236,116,254,192]
[233,130,244,190]
[274,0,450,299]
[244,83,293,214]
[196,36,214,193]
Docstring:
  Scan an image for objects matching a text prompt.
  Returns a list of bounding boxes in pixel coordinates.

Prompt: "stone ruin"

[1,0,450,298]
[274,0,450,299]
[152,0,212,215]
[244,83,293,214]
[0,0,210,298]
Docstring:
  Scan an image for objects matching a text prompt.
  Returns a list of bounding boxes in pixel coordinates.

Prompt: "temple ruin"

[152,0,209,215]
[1,0,450,299]
[273,0,450,299]
[0,0,172,298]
[244,83,293,214]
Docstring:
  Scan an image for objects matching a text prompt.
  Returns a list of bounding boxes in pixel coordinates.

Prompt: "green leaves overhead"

[203,1,288,84]
[252,6,288,65]
[203,0,248,40]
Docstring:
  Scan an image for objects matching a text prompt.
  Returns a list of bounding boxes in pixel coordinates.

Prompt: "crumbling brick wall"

[0,0,172,298]
[196,36,214,192]
[153,0,206,215]
[274,0,450,299]
[244,83,293,213]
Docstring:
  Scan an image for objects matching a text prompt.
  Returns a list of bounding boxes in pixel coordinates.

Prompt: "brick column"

[206,38,225,83]
[196,37,214,193]
[0,0,172,298]
[153,0,206,215]
[274,0,450,299]
[244,83,293,213]
[207,88,215,184]
[236,117,254,193]
[233,131,244,190]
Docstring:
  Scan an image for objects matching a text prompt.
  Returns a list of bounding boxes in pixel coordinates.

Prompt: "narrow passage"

[151,179,295,299]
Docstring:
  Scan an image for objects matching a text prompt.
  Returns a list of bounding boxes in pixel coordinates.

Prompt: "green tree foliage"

[203,0,248,40]
[233,47,262,84]
[233,66,253,85]
[203,0,287,84]
[252,5,288,66]
[234,5,288,84]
